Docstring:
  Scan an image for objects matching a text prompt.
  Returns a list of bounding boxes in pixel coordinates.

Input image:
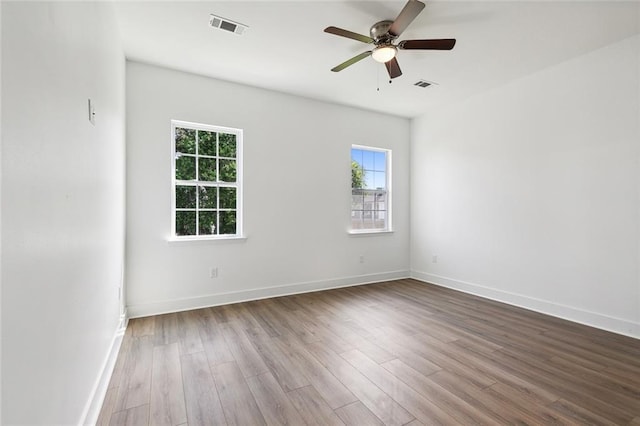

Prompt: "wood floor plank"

[271,294,304,311]
[311,314,394,363]
[361,329,442,377]
[286,293,350,321]
[201,324,235,366]
[548,354,640,400]
[314,291,390,330]
[220,322,269,378]
[341,283,405,309]
[437,337,561,405]
[403,420,426,426]
[246,372,306,425]
[109,404,149,426]
[212,361,266,426]
[113,336,154,412]
[372,327,496,388]
[180,351,226,426]
[373,356,496,425]
[550,397,620,425]
[341,350,461,425]
[107,334,132,390]
[543,328,640,364]
[450,333,503,355]
[246,329,310,392]
[335,401,384,426]
[245,301,284,338]
[427,369,526,424]
[286,385,345,426]
[99,279,640,425]
[308,342,415,426]
[96,386,118,426]
[408,331,501,387]
[273,335,358,410]
[258,299,324,344]
[483,381,576,424]
[608,365,640,390]
[497,343,640,415]
[177,311,205,356]
[286,309,354,353]
[191,307,223,342]
[130,316,155,337]
[209,304,232,323]
[349,293,457,344]
[276,309,324,345]
[154,313,179,346]
[150,343,187,426]
[487,348,636,424]
[223,302,264,331]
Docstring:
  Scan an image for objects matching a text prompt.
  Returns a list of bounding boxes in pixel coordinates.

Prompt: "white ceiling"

[113,1,640,118]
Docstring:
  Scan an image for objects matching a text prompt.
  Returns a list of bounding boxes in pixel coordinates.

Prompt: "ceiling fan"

[324,0,456,79]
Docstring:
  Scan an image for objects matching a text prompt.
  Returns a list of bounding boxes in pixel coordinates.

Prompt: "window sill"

[348,229,394,236]
[167,235,247,244]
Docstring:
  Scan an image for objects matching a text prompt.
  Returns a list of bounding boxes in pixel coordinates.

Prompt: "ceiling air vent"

[209,14,248,35]
[414,80,435,88]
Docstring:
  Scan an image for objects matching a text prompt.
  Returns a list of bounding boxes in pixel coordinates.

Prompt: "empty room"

[1,0,639,424]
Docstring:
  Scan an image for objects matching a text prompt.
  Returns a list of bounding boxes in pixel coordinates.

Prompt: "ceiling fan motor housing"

[370,20,396,44]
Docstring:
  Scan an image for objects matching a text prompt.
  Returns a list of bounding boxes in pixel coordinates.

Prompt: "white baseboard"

[127,270,410,318]
[118,309,129,333]
[411,270,640,339]
[79,325,126,426]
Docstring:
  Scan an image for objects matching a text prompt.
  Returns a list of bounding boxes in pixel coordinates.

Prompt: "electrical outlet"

[432,255,438,263]
[209,267,218,278]
[359,255,364,264]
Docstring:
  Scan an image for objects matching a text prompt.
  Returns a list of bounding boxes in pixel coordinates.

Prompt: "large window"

[171,120,242,239]
[351,145,391,232]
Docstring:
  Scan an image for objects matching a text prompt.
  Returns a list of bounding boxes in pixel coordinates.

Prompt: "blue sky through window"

[352,147,386,189]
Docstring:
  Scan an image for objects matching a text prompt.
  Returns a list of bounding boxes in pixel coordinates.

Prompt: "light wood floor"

[98,279,640,425]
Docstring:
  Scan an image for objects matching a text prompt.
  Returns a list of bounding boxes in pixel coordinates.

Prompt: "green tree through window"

[172,121,242,238]
[351,160,365,189]
[351,146,391,231]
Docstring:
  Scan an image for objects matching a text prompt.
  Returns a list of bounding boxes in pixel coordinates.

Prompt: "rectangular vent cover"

[414,80,434,88]
[209,14,247,35]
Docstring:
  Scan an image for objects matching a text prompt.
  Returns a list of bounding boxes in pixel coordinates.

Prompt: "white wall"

[0,1,3,422]
[126,62,410,317]
[0,2,3,423]
[126,62,409,316]
[1,2,125,424]
[411,34,640,338]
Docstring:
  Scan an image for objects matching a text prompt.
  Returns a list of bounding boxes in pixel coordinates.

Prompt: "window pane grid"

[175,181,237,187]
[175,209,236,211]
[351,146,390,231]
[173,122,241,237]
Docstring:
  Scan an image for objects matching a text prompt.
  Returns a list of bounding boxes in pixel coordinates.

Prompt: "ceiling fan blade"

[324,26,374,44]
[399,39,457,50]
[384,57,402,79]
[388,0,425,37]
[331,51,373,72]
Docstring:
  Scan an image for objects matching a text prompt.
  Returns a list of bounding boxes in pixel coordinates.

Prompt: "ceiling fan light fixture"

[371,45,397,63]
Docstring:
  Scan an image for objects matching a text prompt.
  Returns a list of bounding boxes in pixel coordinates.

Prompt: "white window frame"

[170,120,243,241]
[350,144,392,234]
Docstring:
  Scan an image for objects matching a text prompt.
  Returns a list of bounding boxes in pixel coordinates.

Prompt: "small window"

[171,120,242,239]
[351,145,391,232]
